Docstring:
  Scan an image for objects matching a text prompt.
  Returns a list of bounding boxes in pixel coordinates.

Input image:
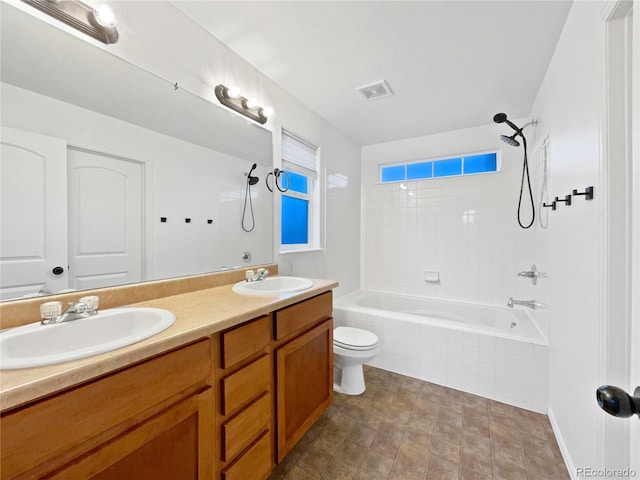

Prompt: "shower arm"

[516,119,538,136]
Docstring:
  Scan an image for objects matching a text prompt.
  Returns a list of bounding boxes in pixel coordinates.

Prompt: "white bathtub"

[333,290,549,412]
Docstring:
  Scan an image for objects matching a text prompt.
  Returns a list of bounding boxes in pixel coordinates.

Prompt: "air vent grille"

[356,80,393,100]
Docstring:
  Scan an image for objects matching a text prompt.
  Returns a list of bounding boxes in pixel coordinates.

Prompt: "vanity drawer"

[221,315,271,370]
[275,292,332,340]
[222,430,272,480]
[221,354,270,415]
[221,392,271,462]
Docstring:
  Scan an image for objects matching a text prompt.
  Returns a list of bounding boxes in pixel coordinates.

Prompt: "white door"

[67,148,143,290]
[0,127,68,300]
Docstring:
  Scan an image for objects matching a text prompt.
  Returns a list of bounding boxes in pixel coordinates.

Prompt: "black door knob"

[596,385,640,418]
[52,266,64,275]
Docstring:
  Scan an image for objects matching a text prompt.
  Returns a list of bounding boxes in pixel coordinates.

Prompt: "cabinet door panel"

[276,319,333,461]
[1,340,211,479]
[49,388,214,480]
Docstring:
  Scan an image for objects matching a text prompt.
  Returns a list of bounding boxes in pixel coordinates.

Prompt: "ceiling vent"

[356,80,393,100]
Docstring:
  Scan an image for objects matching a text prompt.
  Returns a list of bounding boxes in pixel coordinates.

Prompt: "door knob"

[52,266,64,275]
[596,385,640,418]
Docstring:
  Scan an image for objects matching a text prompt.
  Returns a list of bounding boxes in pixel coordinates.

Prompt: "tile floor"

[269,366,570,480]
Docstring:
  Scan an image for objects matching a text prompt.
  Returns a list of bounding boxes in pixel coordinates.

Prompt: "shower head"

[493,112,521,132]
[500,133,521,147]
[246,163,259,185]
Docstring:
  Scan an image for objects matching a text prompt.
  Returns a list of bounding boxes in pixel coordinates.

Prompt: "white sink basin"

[232,276,314,295]
[0,307,175,369]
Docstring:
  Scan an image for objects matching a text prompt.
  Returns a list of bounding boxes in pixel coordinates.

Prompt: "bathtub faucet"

[507,297,536,310]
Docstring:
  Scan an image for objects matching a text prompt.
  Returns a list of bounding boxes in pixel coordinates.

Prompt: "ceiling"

[173,1,572,146]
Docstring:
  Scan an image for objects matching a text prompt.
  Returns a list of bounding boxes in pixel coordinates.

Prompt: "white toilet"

[333,326,380,395]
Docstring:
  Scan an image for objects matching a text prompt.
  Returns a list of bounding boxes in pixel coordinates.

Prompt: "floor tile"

[268,366,570,480]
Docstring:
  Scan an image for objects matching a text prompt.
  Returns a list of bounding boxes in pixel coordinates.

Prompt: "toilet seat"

[333,326,378,351]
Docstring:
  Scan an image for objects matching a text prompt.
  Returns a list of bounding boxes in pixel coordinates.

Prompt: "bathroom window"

[280,130,319,251]
[379,151,499,183]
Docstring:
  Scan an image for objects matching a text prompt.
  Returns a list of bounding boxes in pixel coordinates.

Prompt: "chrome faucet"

[245,268,270,282]
[255,268,270,280]
[507,297,536,310]
[39,296,99,324]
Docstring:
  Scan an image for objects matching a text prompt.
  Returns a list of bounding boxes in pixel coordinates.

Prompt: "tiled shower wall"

[361,123,549,335]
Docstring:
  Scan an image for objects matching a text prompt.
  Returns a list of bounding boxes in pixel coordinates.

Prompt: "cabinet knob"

[52,266,64,275]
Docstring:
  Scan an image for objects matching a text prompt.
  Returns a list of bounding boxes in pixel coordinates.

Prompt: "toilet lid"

[334,326,378,349]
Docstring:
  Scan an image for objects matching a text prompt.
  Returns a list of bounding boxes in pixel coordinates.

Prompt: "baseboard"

[548,407,578,480]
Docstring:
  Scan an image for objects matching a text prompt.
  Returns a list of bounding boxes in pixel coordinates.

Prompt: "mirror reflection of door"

[67,148,143,291]
[0,127,68,300]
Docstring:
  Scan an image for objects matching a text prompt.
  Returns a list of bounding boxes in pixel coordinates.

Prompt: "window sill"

[279,248,324,255]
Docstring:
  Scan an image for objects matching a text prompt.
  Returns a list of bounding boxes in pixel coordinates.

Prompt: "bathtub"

[333,290,549,413]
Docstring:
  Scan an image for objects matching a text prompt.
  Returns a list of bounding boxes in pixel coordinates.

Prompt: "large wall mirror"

[0,3,274,301]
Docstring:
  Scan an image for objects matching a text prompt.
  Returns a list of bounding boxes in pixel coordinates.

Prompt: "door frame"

[600,0,638,472]
[629,3,639,473]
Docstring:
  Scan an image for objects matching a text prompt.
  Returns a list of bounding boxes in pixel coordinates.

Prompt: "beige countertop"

[0,278,338,412]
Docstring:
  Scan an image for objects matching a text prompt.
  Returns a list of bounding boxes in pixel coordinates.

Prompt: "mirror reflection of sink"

[0,307,176,370]
[232,277,314,295]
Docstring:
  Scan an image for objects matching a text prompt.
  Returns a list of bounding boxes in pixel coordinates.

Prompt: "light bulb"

[226,85,242,99]
[245,97,259,109]
[261,106,274,117]
[93,5,117,31]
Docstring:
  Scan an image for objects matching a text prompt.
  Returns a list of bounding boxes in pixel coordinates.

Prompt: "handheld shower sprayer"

[246,163,259,185]
[242,163,259,232]
[493,114,538,146]
[493,112,537,229]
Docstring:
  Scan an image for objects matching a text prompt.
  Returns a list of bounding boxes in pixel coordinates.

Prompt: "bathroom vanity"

[0,276,336,480]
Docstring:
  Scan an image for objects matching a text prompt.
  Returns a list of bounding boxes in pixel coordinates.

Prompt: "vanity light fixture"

[214,84,271,125]
[21,0,119,44]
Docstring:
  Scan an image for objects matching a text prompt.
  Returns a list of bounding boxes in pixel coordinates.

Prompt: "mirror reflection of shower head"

[242,163,258,232]
[246,163,259,185]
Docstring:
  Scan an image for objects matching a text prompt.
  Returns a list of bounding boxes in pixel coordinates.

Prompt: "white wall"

[7,0,362,295]
[361,122,550,336]
[109,1,362,296]
[529,1,608,476]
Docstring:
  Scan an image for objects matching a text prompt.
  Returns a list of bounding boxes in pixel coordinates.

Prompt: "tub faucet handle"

[517,264,547,286]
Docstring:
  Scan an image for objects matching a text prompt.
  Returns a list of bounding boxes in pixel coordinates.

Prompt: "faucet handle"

[40,301,62,322]
[79,295,99,313]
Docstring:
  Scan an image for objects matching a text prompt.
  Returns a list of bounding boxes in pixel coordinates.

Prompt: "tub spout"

[507,297,536,310]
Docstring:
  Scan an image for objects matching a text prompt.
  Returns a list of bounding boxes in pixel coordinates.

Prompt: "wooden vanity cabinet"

[0,339,214,480]
[216,315,273,480]
[1,289,335,480]
[274,292,333,461]
[215,291,334,471]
